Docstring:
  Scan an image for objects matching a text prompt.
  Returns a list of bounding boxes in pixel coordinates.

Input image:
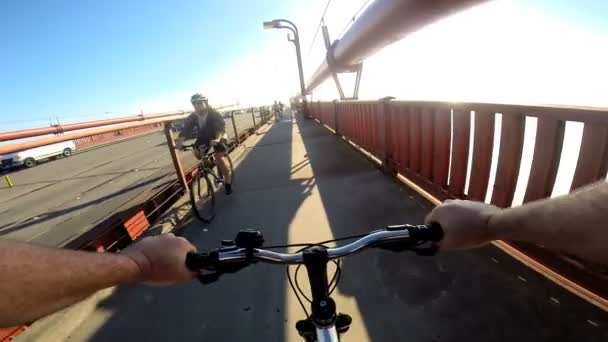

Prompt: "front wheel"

[62,148,72,157]
[189,168,216,222]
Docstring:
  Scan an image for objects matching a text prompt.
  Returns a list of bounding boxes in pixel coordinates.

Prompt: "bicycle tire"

[189,167,216,222]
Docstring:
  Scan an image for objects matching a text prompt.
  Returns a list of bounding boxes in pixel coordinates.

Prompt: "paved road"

[0,114,260,247]
[65,113,607,342]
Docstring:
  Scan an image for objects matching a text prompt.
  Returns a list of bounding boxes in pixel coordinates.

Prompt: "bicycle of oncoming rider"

[182,143,234,223]
[186,223,443,341]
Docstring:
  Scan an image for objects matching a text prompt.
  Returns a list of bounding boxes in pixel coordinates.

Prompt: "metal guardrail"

[0,111,187,143]
[308,99,608,310]
[0,113,192,155]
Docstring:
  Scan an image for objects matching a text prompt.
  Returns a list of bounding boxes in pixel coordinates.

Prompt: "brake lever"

[411,242,439,256]
[375,240,416,252]
[191,257,251,286]
[197,272,221,284]
[188,230,265,286]
[377,241,439,255]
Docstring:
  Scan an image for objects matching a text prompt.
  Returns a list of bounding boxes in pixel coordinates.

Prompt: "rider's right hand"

[122,233,196,286]
[425,199,502,251]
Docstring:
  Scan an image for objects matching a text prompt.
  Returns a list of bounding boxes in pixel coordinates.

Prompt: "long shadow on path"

[68,115,313,341]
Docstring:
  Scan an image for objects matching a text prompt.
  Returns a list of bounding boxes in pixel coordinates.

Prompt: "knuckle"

[176,237,191,245]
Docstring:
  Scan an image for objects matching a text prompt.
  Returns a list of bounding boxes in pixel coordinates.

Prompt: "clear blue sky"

[0,0,294,128]
[1,0,607,130]
[525,0,608,32]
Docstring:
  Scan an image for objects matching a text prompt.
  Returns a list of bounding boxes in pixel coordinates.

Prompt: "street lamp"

[263,19,306,97]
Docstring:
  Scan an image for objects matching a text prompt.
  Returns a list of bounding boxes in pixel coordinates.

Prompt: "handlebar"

[181,143,198,150]
[181,142,217,150]
[185,223,442,283]
[180,144,213,158]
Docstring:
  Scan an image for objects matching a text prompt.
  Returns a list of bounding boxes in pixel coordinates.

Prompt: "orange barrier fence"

[73,123,163,150]
[309,99,608,308]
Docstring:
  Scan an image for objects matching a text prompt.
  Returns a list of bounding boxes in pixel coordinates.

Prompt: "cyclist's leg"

[213,140,231,185]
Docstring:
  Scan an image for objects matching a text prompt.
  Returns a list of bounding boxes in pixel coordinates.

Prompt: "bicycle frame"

[298,246,345,342]
[315,327,339,342]
[196,153,223,182]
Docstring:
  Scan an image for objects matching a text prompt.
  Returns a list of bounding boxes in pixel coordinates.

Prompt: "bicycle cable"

[265,232,371,318]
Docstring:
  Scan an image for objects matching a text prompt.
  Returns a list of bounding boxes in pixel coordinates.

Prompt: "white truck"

[0,140,76,169]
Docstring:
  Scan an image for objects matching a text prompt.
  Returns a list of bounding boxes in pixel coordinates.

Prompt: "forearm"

[489,182,608,264]
[0,240,140,327]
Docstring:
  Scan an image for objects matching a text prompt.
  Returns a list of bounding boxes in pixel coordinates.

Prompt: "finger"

[424,210,436,224]
[432,241,444,252]
[178,237,197,252]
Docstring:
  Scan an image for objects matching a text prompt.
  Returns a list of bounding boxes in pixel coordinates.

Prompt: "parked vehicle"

[0,140,76,169]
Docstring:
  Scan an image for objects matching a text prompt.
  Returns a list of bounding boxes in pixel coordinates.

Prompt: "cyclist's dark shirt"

[181,109,226,147]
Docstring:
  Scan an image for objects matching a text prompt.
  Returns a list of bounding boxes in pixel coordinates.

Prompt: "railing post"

[303,99,311,119]
[231,111,240,145]
[333,100,340,136]
[318,102,323,123]
[251,108,257,128]
[379,97,396,175]
[164,123,188,192]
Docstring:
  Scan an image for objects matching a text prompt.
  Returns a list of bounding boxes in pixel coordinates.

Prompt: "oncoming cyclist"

[176,93,233,195]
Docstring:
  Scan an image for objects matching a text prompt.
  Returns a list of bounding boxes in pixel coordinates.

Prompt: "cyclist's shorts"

[192,138,228,160]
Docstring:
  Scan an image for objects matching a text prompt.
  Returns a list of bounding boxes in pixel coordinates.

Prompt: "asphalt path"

[63,113,607,342]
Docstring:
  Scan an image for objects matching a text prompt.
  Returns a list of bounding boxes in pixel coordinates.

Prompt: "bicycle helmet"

[191,93,208,104]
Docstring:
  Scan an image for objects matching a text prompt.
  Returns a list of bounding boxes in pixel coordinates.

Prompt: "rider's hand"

[122,233,196,286]
[425,199,502,251]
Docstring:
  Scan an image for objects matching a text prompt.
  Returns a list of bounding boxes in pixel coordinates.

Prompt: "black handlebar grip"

[427,222,444,242]
[185,252,199,271]
[409,223,443,242]
[186,252,212,271]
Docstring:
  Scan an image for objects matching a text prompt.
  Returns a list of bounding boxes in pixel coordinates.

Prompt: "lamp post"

[263,19,306,97]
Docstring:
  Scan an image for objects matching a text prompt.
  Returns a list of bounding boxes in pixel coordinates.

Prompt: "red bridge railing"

[308,99,608,309]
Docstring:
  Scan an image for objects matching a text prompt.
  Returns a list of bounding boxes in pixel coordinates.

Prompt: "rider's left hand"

[122,233,197,286]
